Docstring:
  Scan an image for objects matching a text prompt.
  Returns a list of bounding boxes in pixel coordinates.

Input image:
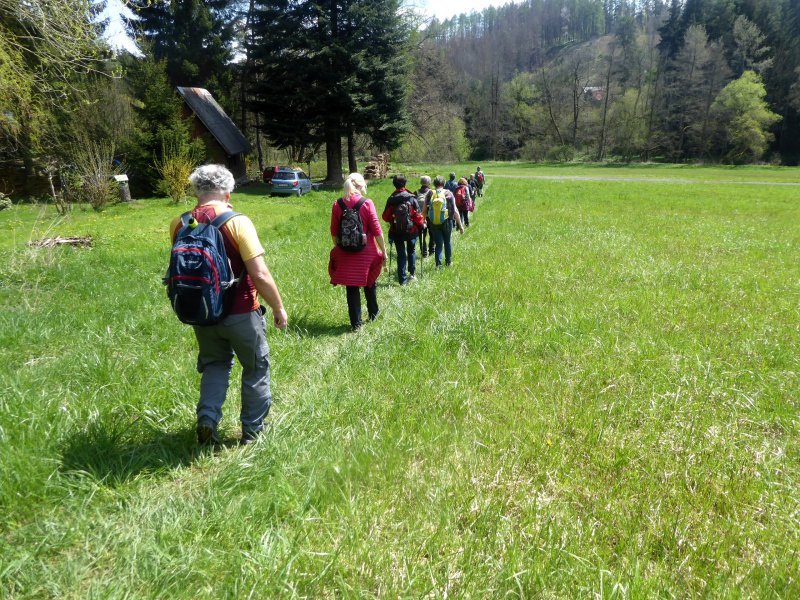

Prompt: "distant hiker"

[415,175,435,258]
[329,172,387,331]
[382,174,425,285]
[422,175,464,268]
[454,177,474,228]
[475,166,485,197]
[444,172,458,194]
[169,164,288,447]
[467,173,478,200]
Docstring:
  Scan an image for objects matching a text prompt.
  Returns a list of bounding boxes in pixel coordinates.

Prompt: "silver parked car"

[270,168,313,197]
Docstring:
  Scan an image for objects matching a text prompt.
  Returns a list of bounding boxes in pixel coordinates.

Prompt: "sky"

[100,0,509,56]
[97,0,141,56]
[414,0,507,21]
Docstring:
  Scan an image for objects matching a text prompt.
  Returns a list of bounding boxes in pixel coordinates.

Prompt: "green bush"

[154,141,203,204]
[545,144,576,162]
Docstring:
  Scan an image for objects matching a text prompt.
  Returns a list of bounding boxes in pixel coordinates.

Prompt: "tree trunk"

[347,124,357,174]
[240,0,256,144]
[324,123,343,184]
[644,58,664,162]
[540,68,564,146]
[597,52,614,161]
[254,110,265,172]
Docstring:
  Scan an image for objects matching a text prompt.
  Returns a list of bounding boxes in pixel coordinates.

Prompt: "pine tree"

[131,0,236,111]
[249,0,410,183]
[118,51,199,195]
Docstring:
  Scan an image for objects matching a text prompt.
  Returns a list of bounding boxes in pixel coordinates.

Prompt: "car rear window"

[272,172,296,181]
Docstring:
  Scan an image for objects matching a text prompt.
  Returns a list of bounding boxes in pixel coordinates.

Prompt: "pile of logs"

[363,153,390,180]
[28,236,93,248]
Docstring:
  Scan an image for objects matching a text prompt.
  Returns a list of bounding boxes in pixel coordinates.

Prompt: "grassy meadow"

[1,165,799,597]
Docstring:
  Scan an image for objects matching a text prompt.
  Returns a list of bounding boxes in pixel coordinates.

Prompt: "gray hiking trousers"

[193,309,271,434]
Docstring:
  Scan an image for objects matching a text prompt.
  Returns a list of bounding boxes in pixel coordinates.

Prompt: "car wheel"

[296,188,302,197]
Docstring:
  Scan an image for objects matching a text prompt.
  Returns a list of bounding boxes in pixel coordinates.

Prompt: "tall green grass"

[1,173,798,597]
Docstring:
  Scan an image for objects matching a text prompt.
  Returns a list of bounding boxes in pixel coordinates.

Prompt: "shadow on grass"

[291,316,352,338]
[59,418,234,485]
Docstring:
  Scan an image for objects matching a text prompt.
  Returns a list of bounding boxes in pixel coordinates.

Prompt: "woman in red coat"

[329,172,387,330]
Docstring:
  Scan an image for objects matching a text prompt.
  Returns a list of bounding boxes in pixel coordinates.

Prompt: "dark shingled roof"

[176,87,251,156]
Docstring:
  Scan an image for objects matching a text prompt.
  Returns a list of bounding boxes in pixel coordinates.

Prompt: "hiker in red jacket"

[454,177,474,227]
[382,174,425,285]
[329,172,387,331]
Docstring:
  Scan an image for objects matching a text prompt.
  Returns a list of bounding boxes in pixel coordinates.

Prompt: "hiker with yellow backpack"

[422,175,464,268]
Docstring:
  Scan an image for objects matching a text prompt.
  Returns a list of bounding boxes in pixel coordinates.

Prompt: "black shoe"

[197,420,220,446]
[369,309,380,322]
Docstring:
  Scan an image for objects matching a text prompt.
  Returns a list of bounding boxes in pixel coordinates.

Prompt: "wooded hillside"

[2,1,799,201]
[408,0,800,163]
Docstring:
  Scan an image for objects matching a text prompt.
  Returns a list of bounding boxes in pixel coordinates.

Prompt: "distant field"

[1,169,798,597]
[397,161,800,183]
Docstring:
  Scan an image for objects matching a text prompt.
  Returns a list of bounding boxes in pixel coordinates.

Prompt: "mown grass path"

[1,171,798,597]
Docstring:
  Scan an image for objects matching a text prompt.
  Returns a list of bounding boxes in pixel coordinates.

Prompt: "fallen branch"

[27,236,93,248]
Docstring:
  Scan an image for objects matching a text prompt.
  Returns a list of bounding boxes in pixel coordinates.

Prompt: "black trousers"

[346,285,378,329]
[420,220,435,255]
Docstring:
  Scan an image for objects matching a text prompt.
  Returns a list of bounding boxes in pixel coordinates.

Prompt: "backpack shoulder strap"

[209,211,241,229]
[354,197,367,211]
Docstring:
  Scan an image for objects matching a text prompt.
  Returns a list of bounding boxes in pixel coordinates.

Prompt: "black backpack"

[391,198,414,241]
[337,197,367,251]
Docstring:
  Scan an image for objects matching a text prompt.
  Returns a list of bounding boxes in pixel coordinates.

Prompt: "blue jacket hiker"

[444,172,458,194]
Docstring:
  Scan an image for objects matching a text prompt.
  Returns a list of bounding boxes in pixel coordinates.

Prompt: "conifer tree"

[249,0,410,183]
[131,0,236,111]
[118,51,199,195]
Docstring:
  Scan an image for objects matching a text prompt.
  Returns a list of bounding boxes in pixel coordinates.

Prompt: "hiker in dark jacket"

[467,174,478,200]
[444,172,458,194]
[382,174,424,285]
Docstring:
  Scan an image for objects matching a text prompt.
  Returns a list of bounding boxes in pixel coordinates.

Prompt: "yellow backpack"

[429,189,449,225]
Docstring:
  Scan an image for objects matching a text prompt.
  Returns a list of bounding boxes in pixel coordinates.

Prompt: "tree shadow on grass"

[59,417,237,486]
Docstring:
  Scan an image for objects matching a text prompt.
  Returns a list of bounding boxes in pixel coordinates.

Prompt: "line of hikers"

[166,164,485,446]
[329,169,486,330]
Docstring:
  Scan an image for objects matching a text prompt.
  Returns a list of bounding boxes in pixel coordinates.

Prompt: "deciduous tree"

[711,71,781,162]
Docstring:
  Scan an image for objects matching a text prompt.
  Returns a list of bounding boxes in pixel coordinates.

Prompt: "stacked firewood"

[363,153,390,180]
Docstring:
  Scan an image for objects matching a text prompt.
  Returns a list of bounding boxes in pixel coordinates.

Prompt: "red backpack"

[455,185,473,212]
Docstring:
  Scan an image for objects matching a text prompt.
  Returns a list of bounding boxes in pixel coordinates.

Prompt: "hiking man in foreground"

[382,174,424,284]
[169,164,288,446]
